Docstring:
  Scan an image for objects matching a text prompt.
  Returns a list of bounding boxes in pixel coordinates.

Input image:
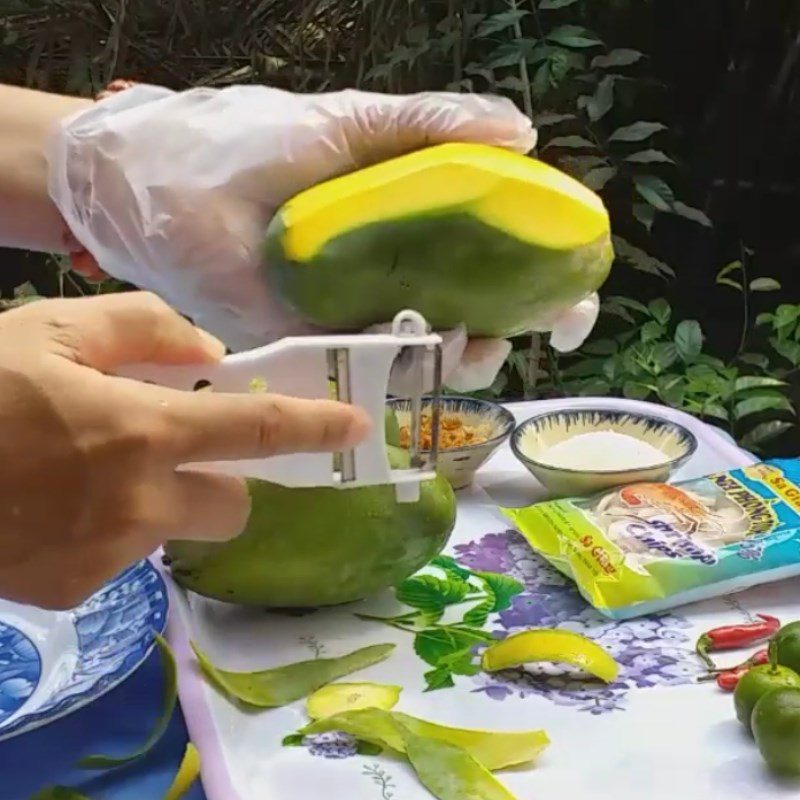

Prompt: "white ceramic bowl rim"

[510,406,699,475]
[386,395,516,454]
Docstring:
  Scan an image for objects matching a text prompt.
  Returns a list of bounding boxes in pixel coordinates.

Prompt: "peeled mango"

[164,437,456,607]
[263,142,613,337]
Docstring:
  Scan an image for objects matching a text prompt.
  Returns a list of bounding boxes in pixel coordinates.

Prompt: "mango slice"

[306,682,402,720]
[481,629,619,683]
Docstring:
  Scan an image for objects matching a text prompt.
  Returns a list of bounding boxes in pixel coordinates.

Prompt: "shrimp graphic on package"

[503,458,800,619]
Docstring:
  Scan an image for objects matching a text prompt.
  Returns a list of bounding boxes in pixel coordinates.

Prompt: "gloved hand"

[47,84,599,393]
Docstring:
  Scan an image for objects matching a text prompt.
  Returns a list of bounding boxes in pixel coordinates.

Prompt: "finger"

[70,249,108,282]
[444,338,513,393]
[334,91,537,166]
[379,324,468,396]
[548,293,600,352]
[44,291,226,370]
[154,390,371,463]
[166,470,251,542]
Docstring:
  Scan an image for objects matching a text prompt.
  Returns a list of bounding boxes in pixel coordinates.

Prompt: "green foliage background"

[1,0,798,455]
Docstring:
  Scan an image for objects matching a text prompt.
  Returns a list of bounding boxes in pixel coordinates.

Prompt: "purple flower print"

[460,531,704,715]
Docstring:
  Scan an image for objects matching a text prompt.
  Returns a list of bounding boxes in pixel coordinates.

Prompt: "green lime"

[770,622,800,674]
[752,688,800,776]
[734,664,800,733]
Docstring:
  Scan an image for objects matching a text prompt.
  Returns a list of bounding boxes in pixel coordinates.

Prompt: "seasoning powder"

[537,430,669,471]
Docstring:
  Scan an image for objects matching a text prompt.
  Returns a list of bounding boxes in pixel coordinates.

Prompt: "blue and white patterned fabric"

[0,559,168,740]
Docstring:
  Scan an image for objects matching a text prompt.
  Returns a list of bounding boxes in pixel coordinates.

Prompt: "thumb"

[328,90,537,167]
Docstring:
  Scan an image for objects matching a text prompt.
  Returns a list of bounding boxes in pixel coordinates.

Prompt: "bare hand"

[0,292,369,609]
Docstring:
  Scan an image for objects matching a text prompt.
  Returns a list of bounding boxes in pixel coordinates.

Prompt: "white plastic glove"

[47,83,598,393]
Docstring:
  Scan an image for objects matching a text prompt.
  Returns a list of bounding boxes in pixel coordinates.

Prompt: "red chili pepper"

[712,648,770,691]
[696,614,780,670]
[716,668,746,691]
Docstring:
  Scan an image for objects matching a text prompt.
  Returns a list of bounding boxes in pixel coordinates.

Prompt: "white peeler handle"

[115,310,442,501]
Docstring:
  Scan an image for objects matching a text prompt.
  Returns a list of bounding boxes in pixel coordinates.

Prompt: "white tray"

[163,398,800,800]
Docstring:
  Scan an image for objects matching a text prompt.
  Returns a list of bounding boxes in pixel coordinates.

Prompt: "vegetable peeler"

[116,310,443,503]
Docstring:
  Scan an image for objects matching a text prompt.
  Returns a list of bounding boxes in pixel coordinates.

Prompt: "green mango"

[164,442,456,608]
[263,143,613,338]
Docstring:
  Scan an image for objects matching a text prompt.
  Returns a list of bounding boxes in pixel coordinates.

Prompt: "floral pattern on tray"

[456,530,703,715]
[294,527,705,762]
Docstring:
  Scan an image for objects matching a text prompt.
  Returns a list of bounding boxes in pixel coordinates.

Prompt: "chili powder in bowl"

[387,396,515,490]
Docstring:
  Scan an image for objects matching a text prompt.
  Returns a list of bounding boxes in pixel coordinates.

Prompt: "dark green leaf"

[771,337,800,365]
[734,376,786,392]
[734,394,794,420]
[582,338,618,355]
[674,320,703,363]
[562,357,608,377]
[717,260,742,279]
[475,572,524,611]
[547,25,602,48]
[282,733,305,747]
[672,201,712,227]
[413,628,488,668]
[586,75,615,121]
[738,353,770,369]
[606,296,650,315]
[495,75,527,91]
[623,381,652,400]
[532,61,552,99]
[486,38,541,68]
[648,298,672,325]
[540,0,580,7]
[462,596,493,628]
[79,632,177,768]
[657,375,686,407]
[477,10,529,37]
[634,174,675,212]
[603,356,622,382]
[633,202,656,232]
[653,342,679,370]
[612,237,674,278]
[741,421,794,449]
[591,49,644,69]
[396,575,470,616]
[437,649,480,676]
[583,165,617,190]
[544,135,596,150]
[749,278,782,292]
[430,555,472,581]
[701,403,730,422]
[406,24,429,44]
[533,112,576,127]
[756,313,775,327]
[625,149,675,164]
[423,666,456,691]
[579,378,612,396]
[601,301,635,324]
[608,121,667,142]
[641,321,665,342]
[775,305,800,329]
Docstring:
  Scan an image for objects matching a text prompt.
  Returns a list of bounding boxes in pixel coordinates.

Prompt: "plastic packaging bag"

[503,458,800,619]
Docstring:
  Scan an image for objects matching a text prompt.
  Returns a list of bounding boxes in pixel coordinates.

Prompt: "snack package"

[502,458,800,620]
